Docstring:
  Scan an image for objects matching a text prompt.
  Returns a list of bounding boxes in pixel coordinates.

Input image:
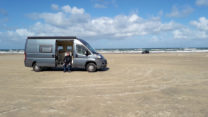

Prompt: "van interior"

[56,40,73,66]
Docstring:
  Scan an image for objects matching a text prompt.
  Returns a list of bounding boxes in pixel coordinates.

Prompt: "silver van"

[24,36,107,72]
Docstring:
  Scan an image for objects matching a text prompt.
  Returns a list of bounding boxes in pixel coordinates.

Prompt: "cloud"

[94,3,107,8]
[0,28,34,48]
[196,0,208,6]
[93,0,117,8]
[26,4,182,39]
[30,12,66,27]
[173,28,208,39]
[190,17,208,31]
[29,11,90,28]
[6,4,183,40]
[26,10,181,39]
[172,17,208,39]
[1,28,34,39]
[16,28,34,36]
[62,5,85,14]
[1,4,208,49]
[0,8,8,16]
[51,4,59,10]
[0,8,9,31]
[26,4,208,41]
[158,10,163,17]
[166,5,194,18]
[0,29,31,48]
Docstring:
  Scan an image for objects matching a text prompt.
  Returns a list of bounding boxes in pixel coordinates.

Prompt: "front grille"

[103,60,107,64]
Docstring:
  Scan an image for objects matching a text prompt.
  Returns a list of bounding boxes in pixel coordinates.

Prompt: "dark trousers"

[64,63,71,72]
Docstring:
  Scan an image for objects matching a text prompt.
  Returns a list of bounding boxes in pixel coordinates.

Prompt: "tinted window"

[67,46,72,51]
[79,39,97,54]
[57,46,63,51]
[57,46,63,52]
[39,45,53,53]
[76,45,88,55]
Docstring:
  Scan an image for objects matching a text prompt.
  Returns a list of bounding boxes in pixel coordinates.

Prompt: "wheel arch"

[85,61,97,69]
[32,61,37,67]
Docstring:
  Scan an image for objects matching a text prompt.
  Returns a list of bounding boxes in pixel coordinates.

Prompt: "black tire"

[33,63,41,72]
[86,63,97,72]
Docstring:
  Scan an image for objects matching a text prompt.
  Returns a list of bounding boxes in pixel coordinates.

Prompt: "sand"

[0,53,208,117]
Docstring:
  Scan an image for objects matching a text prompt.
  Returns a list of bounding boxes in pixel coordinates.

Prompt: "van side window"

[57,46,63,51]
[39,45,53,53]
[57,46,63,52]
[67,46,72,51]
[76,45,88,55]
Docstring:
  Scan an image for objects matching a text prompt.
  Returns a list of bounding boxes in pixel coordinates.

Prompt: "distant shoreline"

[1,52,208,55]
[1,48,208,54]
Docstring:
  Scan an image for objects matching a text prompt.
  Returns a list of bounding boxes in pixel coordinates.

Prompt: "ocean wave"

[0,49,24,54]
[1,48,208,54]
[97,48,208,54]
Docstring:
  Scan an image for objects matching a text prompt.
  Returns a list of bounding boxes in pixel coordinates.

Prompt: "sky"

[0,0,208,49]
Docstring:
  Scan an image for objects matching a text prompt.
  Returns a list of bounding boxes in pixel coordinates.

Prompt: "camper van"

[24,36,107,72]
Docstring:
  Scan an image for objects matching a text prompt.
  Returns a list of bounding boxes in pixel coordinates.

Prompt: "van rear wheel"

[86,63,96,72]
[33,63,41,72]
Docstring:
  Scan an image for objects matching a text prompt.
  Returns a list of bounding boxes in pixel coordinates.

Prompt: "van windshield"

[80,39,97,54]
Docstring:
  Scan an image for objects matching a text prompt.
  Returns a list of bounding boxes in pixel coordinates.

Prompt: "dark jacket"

[64,55,72,64]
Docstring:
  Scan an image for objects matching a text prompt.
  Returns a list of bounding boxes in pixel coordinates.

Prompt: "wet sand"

[0,53,208,117]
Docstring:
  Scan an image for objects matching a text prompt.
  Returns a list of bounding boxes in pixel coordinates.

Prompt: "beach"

[0,53,208,117]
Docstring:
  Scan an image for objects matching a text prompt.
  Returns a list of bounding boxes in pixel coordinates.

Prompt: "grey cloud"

[0,8,8,16]
[166,5,194,18]
[93,0,117,8]
[196,0,208,6]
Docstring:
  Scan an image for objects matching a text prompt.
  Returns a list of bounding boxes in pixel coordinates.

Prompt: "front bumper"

[96,59,107,69]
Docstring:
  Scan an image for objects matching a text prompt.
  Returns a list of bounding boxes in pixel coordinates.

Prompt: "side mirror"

[85,51,89,56]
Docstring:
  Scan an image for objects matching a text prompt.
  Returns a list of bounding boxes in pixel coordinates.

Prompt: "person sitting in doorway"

[63,51,72,72]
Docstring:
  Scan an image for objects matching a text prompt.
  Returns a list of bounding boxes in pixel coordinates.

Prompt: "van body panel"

[73,55,96,69]
[24,58,33,67]
[72,41,95,69]
[25,39,56,67]
[73,54,87,68]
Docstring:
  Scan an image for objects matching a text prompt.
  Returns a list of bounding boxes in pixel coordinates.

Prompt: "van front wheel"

[86,63,96,72]
[33,63,41,72]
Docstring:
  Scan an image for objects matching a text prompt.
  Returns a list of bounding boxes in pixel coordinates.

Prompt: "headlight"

[96,55,102,59]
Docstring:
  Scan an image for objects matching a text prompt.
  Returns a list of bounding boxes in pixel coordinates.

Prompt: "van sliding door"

[37,39,56,67]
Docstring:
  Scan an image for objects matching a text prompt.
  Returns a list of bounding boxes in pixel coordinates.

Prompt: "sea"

[96,48,208,53]
[1,48,208,54]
